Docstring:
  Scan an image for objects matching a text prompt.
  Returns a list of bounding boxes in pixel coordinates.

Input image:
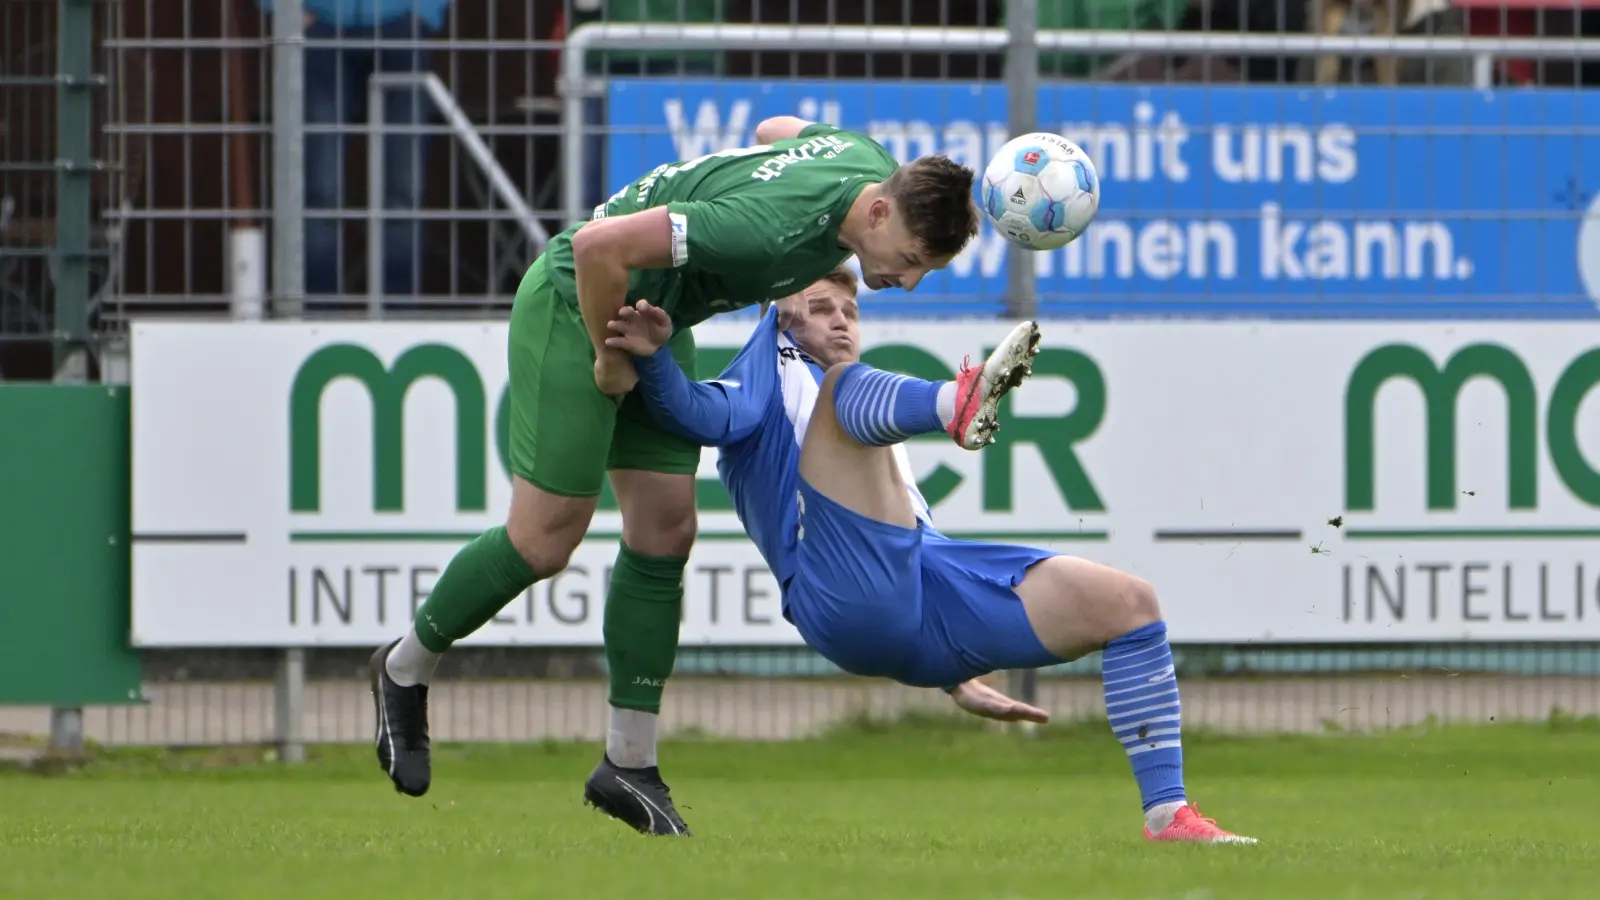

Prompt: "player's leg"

[799,319,1042,525]
[916,538,1256,844]
[798,358,920,527]
[369,257,619,797]
[827,319,1040,452]
[1015,558,1253,842]
[779,350,953,681]
[784,481,928,683]
[581,327,702,837]
[783,324,1043,678]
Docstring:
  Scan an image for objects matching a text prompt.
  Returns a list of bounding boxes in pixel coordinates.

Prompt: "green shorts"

[507,256,700,497]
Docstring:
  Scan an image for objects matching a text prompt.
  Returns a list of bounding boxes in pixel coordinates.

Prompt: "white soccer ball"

[980,133,1101,251]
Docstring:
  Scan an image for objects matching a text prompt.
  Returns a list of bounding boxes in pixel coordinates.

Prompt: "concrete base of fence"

[0,674,1592,748]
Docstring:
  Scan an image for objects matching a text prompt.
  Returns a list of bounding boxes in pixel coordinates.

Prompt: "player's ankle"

[386,627,443,687]
[1145,800,1186,833]
[934,381,959,429]
[607,707,660,769]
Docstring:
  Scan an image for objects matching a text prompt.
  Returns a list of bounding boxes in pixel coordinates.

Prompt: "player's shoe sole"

[948,320,1042,450]
[368,641,432,797]
[583,755,692,836]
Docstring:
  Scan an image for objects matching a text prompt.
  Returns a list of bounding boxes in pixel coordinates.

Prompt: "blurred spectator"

[1004,0,1303,84]
[260,0,453,304]
[1027,0,1189,78]
[1398,0,1471,85]
[1178,0,1306,82]
[1460,3,1600,87]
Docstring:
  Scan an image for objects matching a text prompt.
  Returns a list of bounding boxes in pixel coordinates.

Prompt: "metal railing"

[7,645,1600,755]
[365,71,549,318]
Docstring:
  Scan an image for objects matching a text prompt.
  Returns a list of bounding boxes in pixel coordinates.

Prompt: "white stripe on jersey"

[775,331,934,526]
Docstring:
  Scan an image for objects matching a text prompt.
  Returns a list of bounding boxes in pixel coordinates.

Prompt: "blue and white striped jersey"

[632,306,933,591]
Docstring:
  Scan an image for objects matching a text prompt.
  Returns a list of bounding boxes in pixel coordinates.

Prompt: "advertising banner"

[604,79,1600,319]
[130,320,1600,646]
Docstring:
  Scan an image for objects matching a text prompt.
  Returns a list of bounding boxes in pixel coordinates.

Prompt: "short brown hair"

[816,265,858,299]
[882,155,980,259]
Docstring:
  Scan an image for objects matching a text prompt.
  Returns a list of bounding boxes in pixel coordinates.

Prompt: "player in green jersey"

[365,115,982,834]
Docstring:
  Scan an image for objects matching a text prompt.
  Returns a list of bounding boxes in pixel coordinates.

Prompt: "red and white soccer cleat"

[946,320,1041,450]
[1144,803,1259,844]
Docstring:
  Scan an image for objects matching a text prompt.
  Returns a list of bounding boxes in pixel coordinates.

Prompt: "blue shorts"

[783,478,1065,689]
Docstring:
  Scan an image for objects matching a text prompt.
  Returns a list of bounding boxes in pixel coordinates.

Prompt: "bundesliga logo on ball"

[981,132,1103,251]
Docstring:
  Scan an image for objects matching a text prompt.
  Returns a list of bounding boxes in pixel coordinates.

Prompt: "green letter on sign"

[290,344,487,513]
[1344,343,1537,512]
[985,348,1107,513]
[1547,347,1600,507]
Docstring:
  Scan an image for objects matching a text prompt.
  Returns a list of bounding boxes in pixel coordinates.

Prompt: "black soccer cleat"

[583,755,692,836]
[368,640,432,797]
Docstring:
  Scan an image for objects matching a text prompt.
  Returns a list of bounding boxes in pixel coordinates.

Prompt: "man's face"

[851,196,955,293]
[781,280,860,368]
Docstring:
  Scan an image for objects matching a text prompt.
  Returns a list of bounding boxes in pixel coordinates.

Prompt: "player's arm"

[632,349,764,447]
[605,300,765,447]
[753,116,813,144]
[569,207,674,390]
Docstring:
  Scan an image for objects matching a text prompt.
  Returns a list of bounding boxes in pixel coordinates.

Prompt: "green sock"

[414,526,540,652]
[604,542,687,714]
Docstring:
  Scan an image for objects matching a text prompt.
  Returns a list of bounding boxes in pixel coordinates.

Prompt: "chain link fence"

[2,0,1598,749]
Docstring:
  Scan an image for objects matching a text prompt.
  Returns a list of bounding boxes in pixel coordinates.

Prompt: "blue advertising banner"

[603,79,1600,320]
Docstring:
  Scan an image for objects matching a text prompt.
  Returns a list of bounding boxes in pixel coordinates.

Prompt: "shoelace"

[1179,803,1224,831]
[954,355,983,419]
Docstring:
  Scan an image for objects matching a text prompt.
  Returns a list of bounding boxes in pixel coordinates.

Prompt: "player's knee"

[506,525,581,576]
[504,503,586,574]
[622,511,698,558]
[819,361,855,397]
[1113,574,1162,632]
[614,477,698,557]
[505,477,597,574]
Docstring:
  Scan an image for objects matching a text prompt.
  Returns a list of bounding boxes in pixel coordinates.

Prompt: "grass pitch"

[3,716,1597,900]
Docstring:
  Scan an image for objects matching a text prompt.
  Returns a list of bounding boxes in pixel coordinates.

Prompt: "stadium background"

[2,0,1599,758]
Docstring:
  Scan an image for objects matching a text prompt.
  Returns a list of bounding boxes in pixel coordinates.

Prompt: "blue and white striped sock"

[1102,621,1187,813]
[832,363,950,447]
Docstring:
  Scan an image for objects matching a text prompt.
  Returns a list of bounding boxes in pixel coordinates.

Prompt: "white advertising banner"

[130,319,1600,647]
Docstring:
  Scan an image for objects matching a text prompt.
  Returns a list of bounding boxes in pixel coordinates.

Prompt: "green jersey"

[544,123,900,331]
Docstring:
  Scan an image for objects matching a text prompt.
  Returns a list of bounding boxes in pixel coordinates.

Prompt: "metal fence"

[2,0,1599,751]
[4,645,1600,750]
[0,0,126,378]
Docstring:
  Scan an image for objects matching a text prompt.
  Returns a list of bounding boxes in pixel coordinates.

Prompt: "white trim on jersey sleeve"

[668,212,689,267]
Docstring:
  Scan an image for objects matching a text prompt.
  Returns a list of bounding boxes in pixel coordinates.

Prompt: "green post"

[53,0,98,373]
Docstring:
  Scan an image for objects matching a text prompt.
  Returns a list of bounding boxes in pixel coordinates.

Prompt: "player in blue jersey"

[604,267,1257,844]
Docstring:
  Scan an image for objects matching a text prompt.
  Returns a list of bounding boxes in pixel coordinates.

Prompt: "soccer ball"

[980,133,1101,251]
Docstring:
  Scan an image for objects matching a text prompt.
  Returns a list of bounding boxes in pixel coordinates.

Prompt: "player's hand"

[594,351,638,399]
[604,299,674,357]
[948,678,1050,724]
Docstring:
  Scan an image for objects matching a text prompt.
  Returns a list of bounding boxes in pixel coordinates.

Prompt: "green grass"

[3,716,1598,899]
